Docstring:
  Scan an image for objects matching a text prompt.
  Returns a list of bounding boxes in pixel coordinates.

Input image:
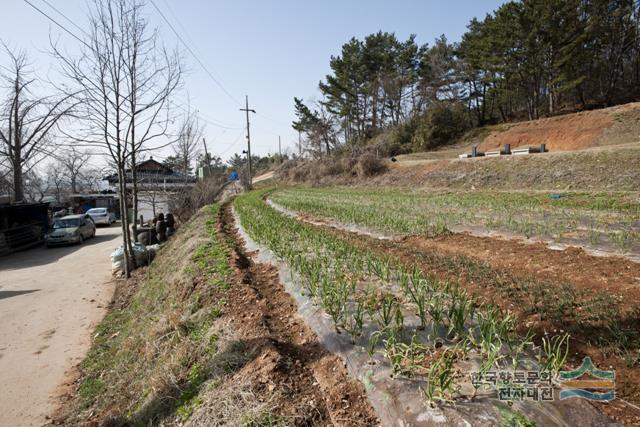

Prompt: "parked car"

[45,214,96,247]
[86,208,115,226]
[53,209,69,218]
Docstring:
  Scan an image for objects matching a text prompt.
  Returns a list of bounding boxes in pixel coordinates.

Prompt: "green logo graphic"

[559,357,615,401]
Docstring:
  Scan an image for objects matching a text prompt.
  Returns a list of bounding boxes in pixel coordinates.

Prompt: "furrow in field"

[269,187,640,261]
[266,191,640,424]
[233,189,633,425]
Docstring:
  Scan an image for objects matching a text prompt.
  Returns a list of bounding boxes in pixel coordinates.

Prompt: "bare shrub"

[275,152,386,183]
[168,174,227,223]
[356,153,387,177]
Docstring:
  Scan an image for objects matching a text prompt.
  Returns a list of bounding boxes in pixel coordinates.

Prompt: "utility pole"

[278,135,282,162]
[240,95,256,187]
[202,138,212,178]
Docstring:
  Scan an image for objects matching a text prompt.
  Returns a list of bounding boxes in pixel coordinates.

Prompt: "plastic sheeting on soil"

[267,198,640,264]
[232,207,616,427]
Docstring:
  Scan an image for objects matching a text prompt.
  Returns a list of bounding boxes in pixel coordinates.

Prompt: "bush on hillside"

[168,174,227,222]
[369,101,470,154]
[356,153,386,177]
[411,101,470,151]
[275,151,385,183]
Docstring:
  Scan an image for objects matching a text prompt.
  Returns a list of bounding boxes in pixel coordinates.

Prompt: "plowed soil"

[218,205,379,426]
[402,234,640,314]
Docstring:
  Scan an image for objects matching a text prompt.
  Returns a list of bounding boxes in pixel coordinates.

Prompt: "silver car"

[86,208,116,226]
[45,214,96,247]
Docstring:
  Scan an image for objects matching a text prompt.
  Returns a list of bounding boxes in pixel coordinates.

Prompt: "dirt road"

[252,170,274,184]
[0,226,120,427]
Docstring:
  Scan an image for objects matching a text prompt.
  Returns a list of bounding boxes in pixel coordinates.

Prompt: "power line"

[22,0,250,148]
[218,129,246,157]
[149,0,242,107]
[22,1,241,134]
[21,0,91,49]
[37,0,89,37]
[154,1,293,140]
[169,99,242,130]
[160,0,205,59]
[256,111,290,127]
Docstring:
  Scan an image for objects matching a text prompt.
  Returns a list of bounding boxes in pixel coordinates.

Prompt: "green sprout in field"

[422,348,459,406]
[343,300,365,344]
[234,189,598,410]
[539,333,570,379]
[367,331,381,364]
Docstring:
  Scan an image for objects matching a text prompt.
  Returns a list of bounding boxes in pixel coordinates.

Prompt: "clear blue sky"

[1,0,506,161]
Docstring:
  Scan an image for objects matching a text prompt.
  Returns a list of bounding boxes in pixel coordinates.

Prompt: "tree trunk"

[12,161,24,203]
[131,151,138,237]
[117,166,131,278]
[12,85,24,202]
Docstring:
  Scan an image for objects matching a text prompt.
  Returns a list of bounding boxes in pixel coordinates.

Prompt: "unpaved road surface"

[0,226,120,426]
[252,170,274,184]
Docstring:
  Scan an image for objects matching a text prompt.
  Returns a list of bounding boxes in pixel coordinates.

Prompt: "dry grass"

[56,205,249,426]
[276,153,387,184]
[185,378,279,427]
[168,175,228,223]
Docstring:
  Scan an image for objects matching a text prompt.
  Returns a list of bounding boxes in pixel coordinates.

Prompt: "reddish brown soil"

[292,218,640,425]
[403,234,640,314]
[478,110,614,152]
[404,233,640,426]
[218,205,379,426]
[483,102,640,152]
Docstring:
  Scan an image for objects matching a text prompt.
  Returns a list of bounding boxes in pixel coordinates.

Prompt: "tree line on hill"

[293,0,640,156]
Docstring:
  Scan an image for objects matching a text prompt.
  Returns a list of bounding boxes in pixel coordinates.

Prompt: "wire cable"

[149,0,242,107]
[218,129,246,157]
[168,99,242,130]
[37,0,89,37]
[22,0,91,49]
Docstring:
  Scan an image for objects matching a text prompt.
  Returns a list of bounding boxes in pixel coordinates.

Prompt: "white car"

[45,215,96,247]
[86,208,116,226]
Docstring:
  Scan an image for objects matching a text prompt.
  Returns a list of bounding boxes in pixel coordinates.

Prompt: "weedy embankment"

[52,203,377,426]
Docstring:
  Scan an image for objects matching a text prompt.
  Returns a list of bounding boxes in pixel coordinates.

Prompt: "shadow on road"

[0,289,40,300]
[0,227,122,271]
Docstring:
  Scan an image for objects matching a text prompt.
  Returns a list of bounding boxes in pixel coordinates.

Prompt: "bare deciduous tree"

[52,0,181,277]
[0,45,74,202]
[172,104,203,176]
[59,146,90,194]
[123,0,182,234]
[23,169,49,203]
[46,161,68,203]
[77,167,106,193]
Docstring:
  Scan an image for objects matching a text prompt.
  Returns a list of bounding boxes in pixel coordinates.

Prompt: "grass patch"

[270,187,640,254]
[78,378,105,409]
[59,204,240,425]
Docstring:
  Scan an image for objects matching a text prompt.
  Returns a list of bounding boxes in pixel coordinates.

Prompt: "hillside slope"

[279,102,640,191]
[382,147,640,191]
[477,102,640,152]
[395,101,640,162]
